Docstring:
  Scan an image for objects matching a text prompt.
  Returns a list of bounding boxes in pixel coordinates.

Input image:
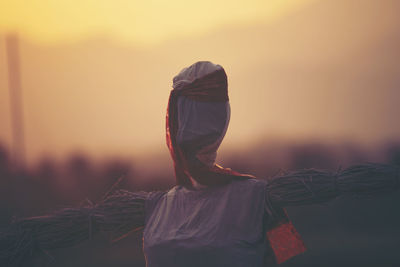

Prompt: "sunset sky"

[0,0,399,166]
[0,0,314,45]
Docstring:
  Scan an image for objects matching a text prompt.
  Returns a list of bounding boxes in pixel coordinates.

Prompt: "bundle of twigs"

[0,190,147,267]
[266,163,399,207]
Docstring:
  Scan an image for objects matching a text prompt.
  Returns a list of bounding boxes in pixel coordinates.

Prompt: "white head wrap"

[173,61,230,167]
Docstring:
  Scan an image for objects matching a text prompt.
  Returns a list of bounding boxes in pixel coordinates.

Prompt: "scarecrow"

[1,61,399,267]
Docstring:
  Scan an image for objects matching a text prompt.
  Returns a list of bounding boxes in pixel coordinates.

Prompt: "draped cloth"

[166,65,252,186]
[165,61,306,265]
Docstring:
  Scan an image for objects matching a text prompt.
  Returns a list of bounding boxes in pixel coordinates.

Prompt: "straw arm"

[265,163,400,208]
[0,190,148,267]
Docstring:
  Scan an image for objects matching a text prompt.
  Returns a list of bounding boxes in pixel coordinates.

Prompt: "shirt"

[143,178,268,267]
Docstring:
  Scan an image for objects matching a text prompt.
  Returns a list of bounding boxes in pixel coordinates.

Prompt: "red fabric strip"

[267,221,307,264]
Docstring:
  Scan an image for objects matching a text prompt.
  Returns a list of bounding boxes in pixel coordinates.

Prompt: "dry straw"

[267,163,399,207]
[0,190,147,267]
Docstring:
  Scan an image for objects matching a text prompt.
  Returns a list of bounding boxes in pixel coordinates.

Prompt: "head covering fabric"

[173,61,225,91]
[176,97,230,167]
[167,61,252,186]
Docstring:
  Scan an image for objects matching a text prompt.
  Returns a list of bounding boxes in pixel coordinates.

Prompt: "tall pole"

[6,33,26,168]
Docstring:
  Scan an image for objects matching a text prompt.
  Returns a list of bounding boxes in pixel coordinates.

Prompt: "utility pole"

[6,33,26,169]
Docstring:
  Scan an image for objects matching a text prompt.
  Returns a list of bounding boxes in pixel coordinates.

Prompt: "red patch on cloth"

[267,221,307,264]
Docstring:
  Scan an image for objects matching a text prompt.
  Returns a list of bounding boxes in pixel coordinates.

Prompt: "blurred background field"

[1,0,400,266]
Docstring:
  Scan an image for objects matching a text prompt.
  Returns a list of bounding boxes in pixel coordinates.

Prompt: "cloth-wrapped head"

[174,62,230,167]
[167,61,249,186]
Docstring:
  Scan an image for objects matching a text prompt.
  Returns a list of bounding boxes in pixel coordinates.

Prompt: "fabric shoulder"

[231,177,267,188]
[144,191,167,224]
[228,178,268,211]
[228,178,268,200]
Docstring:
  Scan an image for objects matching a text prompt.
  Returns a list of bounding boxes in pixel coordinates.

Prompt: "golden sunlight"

[0,0,315,45]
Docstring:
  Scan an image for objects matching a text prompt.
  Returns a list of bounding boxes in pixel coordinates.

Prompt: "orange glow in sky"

[0,0,314,45]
